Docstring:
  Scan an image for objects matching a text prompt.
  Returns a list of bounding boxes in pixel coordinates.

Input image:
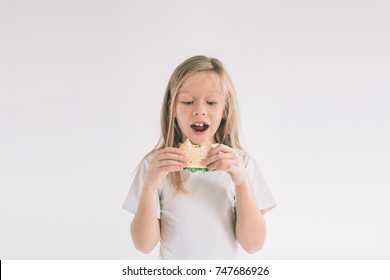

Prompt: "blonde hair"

[140,55,244,191]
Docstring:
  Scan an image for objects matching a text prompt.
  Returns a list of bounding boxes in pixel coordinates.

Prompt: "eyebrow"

[178,91,223,95]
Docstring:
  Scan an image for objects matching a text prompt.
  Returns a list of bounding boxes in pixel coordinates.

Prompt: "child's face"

[174,71,225,145]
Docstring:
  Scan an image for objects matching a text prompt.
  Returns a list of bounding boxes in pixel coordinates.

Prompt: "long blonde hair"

[141,55,244,191]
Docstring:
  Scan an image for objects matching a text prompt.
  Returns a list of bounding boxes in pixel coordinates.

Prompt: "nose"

[193,102,206,116]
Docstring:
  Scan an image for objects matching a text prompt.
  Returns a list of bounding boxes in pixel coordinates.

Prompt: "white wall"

[1,0,389,259]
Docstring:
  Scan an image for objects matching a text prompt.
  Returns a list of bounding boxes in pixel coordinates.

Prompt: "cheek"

[211,105,225,117]
[174,106,188,121]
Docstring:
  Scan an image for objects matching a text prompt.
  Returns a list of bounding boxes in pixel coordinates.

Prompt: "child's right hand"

[144,147,187,191]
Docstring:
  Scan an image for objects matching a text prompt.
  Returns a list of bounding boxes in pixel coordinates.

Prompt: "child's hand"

[201,144,249,187]
[144,147,187,191]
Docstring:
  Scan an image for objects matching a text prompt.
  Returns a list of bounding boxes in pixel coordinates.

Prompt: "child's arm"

[130,186,161,253]
[202,144,266,254]
[234,179,266,254]
[131,147,187,253]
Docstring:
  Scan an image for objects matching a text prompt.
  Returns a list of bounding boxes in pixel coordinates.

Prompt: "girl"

[123,55,276,259]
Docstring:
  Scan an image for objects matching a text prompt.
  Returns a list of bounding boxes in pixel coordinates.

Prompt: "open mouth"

[191,123,209,134]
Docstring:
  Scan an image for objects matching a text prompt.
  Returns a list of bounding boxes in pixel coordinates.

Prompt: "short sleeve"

[122,156,161,219]
[244,154,276,215]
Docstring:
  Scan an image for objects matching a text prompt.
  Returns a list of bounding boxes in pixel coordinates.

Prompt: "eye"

[207,101,218,105]
[182,101,193,105]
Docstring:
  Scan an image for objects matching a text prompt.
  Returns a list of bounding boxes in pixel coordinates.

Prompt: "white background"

[0,0,389,259]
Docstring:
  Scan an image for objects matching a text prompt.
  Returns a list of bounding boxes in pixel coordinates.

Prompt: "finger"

[207,144,233,157]
[161,165,184,173]
[201,151,237,166]
[207,159,238,171]
[207,161,235,172]
[159,147,186,156]
[155,159,187,168]
[156,152,187,163]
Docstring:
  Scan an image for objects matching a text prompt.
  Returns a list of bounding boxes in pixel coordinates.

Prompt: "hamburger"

[179,139,215,172]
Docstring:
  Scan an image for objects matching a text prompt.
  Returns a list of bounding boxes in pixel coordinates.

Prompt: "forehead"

[178,71,223,96]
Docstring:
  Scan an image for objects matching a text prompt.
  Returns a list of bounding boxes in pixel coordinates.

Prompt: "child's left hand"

[201,144,248,187]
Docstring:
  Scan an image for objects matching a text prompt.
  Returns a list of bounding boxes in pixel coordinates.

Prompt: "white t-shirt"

[122,150,276,259]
